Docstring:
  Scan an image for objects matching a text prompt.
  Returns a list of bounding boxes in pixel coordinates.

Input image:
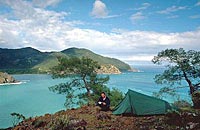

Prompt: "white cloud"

[167,15,179,19]
[117,55,155,62]
[195,2,200,6]
[158,6,187,14]
[190,15,200,19]
[2,0,35,19]
[0,0,200,62]
[91,0,108,18]
[135,3,151,10]
[130,12,145,22]
[90,0,119,19]
[32,0,61,8]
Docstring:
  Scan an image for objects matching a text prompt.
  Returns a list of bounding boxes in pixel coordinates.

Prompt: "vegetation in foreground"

[49,57,124,108]
[7,105,200,130]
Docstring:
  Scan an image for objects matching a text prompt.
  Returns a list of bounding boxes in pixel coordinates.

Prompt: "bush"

[90,86,124,107]
[109,88,124,107]
[10,112,26,127]
[172,100,192,109]
[32,119,46,128]
[192,91,200,109]
[48,115,70,130]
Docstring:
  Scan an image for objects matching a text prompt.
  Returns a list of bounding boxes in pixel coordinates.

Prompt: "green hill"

[61,48,131,71]
[0,47,133,74]
[0,47,50,73]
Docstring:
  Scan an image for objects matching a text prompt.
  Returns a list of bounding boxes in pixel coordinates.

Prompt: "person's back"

[96,92,110,111]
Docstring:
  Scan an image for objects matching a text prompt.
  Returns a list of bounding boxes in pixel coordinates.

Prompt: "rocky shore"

[96,64,121,74]
[0,72,18,84]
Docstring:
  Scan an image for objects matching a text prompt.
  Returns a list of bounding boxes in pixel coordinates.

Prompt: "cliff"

[0,72,18,84]
[96,64,121,74]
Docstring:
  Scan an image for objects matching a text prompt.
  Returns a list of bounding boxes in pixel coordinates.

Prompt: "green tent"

[112,89,172,115]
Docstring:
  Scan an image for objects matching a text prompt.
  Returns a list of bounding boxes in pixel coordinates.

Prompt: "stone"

[96,64,121,74]
[0,72,19,84]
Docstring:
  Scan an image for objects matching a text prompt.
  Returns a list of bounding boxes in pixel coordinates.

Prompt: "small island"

[0,72,19,84]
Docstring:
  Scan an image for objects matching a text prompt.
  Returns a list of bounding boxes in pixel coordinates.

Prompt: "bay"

[0,65,191,128]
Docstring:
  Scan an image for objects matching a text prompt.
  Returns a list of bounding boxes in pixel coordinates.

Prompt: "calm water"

[0,65,191,128]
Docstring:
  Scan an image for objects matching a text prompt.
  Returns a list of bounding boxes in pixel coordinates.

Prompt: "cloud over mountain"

[0,0,200,62]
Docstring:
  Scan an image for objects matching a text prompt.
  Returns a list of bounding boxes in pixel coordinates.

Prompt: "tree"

[49,57,123,108]
[152,48,200,108]
[10,112,26,127]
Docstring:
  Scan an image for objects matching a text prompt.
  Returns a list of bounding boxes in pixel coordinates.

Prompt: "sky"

[0,0,200,64]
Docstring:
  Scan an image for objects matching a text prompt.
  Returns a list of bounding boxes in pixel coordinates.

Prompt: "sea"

[0,65,191,128]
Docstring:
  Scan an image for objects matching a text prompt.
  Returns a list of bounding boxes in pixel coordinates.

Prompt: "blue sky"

[49,0,200,32]
[0,0,200,64]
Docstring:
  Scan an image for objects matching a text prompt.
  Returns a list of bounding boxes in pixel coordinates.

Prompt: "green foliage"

[10,112,26,126]
[0,68,40,74]
[0,47,49,70]
[109,88,124,106]
[152,48,200,108]
[152,48,200,90]
[49,57,124,108]
[48,115,70,130]
[46,115,87,130]
[0,47,132,74]
[90,85,124,107]
[32,118,46,128]
[172,100,192,109]
[61,47,131,71]
[152,87,177,99]
[50,57,108,108]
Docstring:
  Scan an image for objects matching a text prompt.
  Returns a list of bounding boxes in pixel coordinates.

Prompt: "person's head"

[101,92,106,98]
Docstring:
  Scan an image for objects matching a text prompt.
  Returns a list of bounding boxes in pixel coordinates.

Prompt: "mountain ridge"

[0,47,134,74]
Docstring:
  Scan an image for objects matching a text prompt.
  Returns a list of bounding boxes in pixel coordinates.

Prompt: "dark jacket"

[97,96,110,108]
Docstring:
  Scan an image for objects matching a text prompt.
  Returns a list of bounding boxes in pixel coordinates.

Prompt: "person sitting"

[96,92,110,111]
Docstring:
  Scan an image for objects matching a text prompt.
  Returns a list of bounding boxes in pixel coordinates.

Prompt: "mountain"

[0,47,49,70]
[0,47,133,74]
[61,48,131,70]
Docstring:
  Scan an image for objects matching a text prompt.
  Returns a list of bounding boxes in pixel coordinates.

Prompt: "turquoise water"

[0,65,191,128]
[0,74,66,128]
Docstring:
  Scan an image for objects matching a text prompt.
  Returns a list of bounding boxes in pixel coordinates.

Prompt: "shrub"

[32,119,46,128]
[47,115,87,130]
[10,112,26,127]
[48,115,70,130]
[172,100,192,109]
[109,88,124,107]
[192,91,200,109]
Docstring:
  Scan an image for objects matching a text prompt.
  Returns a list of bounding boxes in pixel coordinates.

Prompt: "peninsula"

[0,72,18,84]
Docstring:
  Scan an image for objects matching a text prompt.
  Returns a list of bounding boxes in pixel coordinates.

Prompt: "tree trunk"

[183,72,195,94]
[183,72,200,108]
[82,75,90,97]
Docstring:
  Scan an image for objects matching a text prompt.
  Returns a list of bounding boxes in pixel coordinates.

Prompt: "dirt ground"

[7,105,200,130]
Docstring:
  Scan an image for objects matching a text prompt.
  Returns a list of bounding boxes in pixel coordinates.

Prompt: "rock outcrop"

[96,64,121,74]
[0,72,18,84]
